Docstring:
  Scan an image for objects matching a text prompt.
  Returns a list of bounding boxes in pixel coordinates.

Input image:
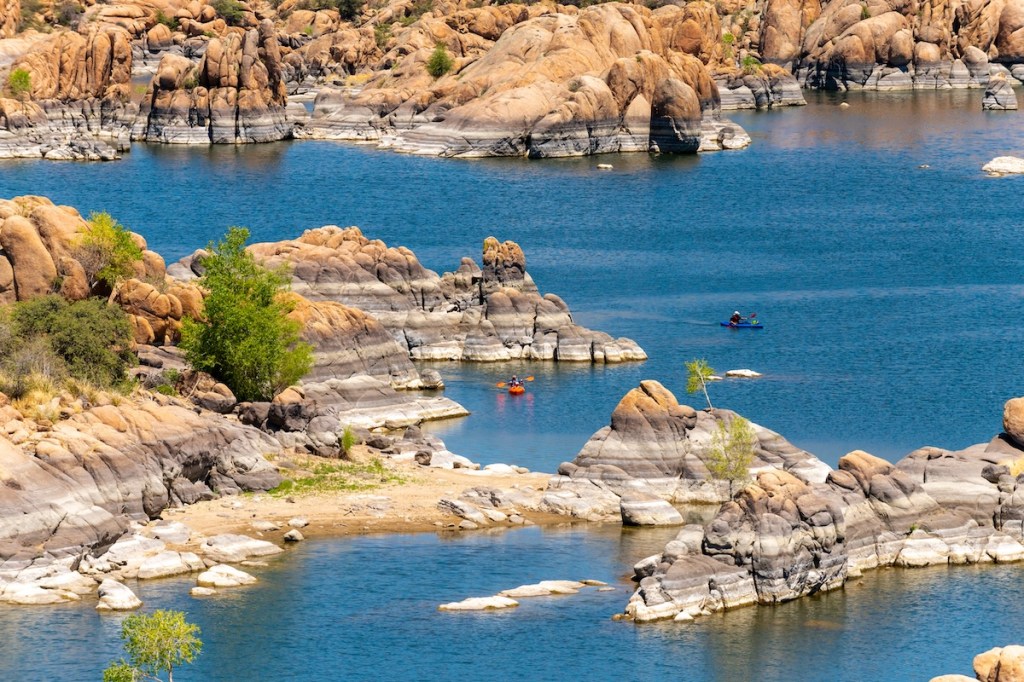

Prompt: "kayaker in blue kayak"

[730,311,742,324]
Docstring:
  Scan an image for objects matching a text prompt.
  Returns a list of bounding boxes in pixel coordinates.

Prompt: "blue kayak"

[721,321,764,329]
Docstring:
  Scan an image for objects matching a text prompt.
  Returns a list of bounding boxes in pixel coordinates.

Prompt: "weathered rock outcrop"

[983,72,1019,108]
[239,374,468,455]
[0,392,282,571]
[298,3,758,156]
[0,0,19,40]
[0,25,136,159]
[0,196,166,305]
[541,380,829,520]
[176,227,647,364]
[624,398,1024,622]
[133,19,291,143]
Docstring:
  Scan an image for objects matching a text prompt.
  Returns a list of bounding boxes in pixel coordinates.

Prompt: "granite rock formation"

[624,398,1024,622]
[0,25,136,159]
[133,19,291,143]
[176,227,648,364]
[982,72,1019,108]
[0,196,167,305]
[297,3,766,156]
[541,380,829,520]
[0,392,282,571]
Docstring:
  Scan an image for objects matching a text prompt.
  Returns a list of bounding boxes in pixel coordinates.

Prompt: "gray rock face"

[983,74,1019,110]
[625,437,1024,622]
[620,493,685,526]
[716,71,808,110]
[0,396,282,571]
[239,228,646,365]
[542,380,830,520]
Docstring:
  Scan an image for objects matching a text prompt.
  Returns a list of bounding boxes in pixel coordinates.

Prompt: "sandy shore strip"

[161,448,569,541]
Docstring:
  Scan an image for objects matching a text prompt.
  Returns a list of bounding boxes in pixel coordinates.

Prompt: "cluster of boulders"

[540,380,829,521]
[621,396,1024,622]
[0,520,287,607]
[133,19,291,143]
[436,484,541,530]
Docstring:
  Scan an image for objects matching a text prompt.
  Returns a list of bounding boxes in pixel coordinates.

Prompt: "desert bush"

[426,43,453,78]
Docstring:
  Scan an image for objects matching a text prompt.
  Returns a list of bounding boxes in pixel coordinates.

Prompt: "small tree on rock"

[685,358,715,410]
[73,212,144,292]
[103,610,202,682]
[706,414,757,496]
[179,226,313,402]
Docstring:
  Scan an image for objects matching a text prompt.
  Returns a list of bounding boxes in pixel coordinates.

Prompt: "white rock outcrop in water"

[96,579,142,611]
[983,157,1024,175]
[197,564,258,588]
[438,596,519,611]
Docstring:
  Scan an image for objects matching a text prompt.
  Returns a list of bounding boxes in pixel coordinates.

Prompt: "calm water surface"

[0,526,1018,681]
[3,91,1022,470]
[1,90,1023,679]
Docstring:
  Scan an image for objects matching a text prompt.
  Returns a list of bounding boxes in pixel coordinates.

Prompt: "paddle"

[495,376,534,388]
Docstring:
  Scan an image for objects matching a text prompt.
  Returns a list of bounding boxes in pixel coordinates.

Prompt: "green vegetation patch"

[269,458,405,497]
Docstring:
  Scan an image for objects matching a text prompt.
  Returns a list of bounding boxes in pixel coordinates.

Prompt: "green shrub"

[860,3,870,19]
[53,0,84,26]
[72,212,143,292]
[426,42,453,78]
[18,0,43,30]
[154,9,180,29]
[7,295,134,390]
[741,54,763,75]
[7,68,31,101]
[373,23,392,49]
[103,610,202,682]
[722,32,735,45]
[179,227,313,402]
[211,0,246,26]
[340,425,358,455]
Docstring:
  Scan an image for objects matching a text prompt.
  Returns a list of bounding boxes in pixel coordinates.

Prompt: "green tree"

[426,42,453,78]
[685,358,715,410]
[179,227,313,402]
[7,68,32,101]
[706,415,757,495]
[73,212,144,292]
[103,610,202,682]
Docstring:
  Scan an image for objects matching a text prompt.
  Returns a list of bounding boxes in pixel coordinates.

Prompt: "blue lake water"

[2,89,1024,679]
[0,525,1019,681]
[3,90,1021,470]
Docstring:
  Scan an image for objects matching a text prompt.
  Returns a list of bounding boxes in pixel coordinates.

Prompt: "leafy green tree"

[706,415,757,495]
[426,42,453,78]
[73,212,144,292]
[180,227,313,402]
[685,358,715,410]
[103,610,202,682]
[7,68,31,101]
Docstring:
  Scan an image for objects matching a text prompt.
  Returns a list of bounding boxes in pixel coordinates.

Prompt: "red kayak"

[509,385,525,395]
